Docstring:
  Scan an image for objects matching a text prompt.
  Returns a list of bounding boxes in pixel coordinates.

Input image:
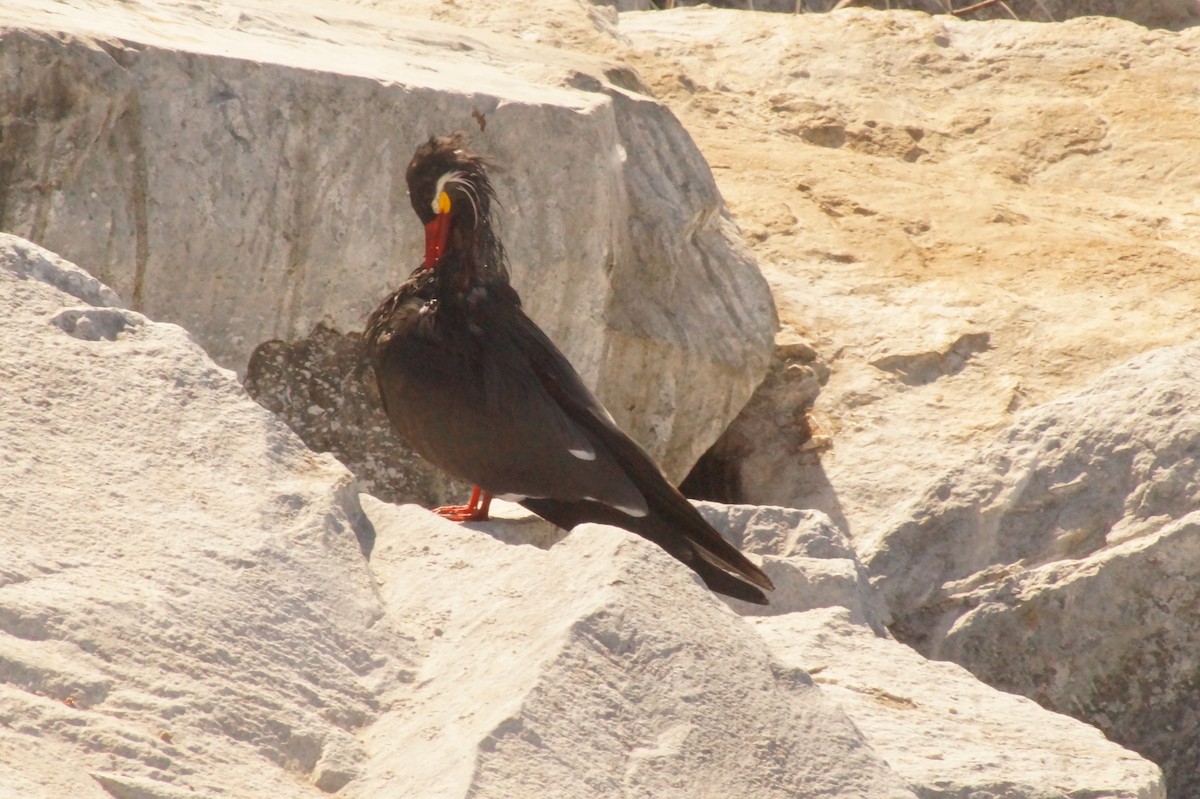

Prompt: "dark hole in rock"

[244,323,469,510]
[682,332,827,506]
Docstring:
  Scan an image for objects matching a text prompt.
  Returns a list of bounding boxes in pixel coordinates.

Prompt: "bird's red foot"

[432,503,489,522]
[433,486,492,522]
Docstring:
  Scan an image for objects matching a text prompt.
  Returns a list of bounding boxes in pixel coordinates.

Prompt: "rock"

[863,343,1200,797]
[672,0,1200,28]
[243,324,470,507]
[592,0,655,11]
[754,608,1165,798]
[356,498,918,799]
[358,486,1164,798]
[614,10,1197,793]
[0,233,390,797]
[697,502,890,624]
[619,8,1200,539]
[0,0,775,483]
[0,235,1162,797]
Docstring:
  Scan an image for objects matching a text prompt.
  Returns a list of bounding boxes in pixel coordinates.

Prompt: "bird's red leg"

[433,485,493,522]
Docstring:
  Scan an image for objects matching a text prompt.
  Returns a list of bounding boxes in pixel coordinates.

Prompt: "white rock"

[356,498,918,799]
[2,233,1163,797]
[0,0,775,480]
[366,495,1164,798]
[754,608,1165,799]
[696,502,891,624]
[0,233,393,796]
[864,343,1200,796]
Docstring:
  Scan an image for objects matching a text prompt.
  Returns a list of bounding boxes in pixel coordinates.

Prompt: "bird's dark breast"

[370,298,489,479]
[369,289,645,511]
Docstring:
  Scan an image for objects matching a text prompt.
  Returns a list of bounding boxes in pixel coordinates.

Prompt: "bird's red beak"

[422,212,451,270]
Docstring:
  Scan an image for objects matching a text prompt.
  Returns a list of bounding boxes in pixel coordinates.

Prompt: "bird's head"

[406,133,496,271]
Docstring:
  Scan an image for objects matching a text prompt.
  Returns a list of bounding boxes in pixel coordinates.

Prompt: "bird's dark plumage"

[365,133,774,604]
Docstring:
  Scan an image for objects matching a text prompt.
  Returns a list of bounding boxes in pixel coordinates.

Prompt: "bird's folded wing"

[509,309,774,590]
[473,308,649,516]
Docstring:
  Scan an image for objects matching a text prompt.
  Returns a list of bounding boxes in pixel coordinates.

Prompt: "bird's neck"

[438,215,508,290]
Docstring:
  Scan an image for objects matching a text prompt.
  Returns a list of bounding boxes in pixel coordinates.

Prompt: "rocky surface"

[668,0,1200,29]
[755,607,1163,798]
[0,232,1163,797]
[863,343,1200,797]
[0,0,775,485]
[620,7,1200,537]
[355,498,919,799]
[612,12,1199,792]
[0,234,388,798]
[3,0,1197,796]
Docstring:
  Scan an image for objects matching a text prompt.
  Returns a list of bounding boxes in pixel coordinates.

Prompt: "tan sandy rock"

[619,8,1200,538]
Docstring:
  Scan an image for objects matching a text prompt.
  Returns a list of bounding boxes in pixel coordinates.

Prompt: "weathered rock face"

[592,0,655,11]
[243,324,471,507]
[670,0,1200,28]
[613,9,1199,795]
[620,7,1200,538]
[755,607,1163,798]
[0,233,388,797]
[0,234,1163,798]
[0,0,776,484]
[863,344,1200,797]
[357,498,920,799]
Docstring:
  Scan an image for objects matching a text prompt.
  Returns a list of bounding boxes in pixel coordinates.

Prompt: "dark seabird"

[365,134,774,605]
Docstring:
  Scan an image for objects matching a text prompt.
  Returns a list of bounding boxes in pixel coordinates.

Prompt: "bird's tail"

[633,499,774,606]
[521,496,774,605]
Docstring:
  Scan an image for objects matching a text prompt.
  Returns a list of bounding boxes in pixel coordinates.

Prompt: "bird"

[365,133,774,605]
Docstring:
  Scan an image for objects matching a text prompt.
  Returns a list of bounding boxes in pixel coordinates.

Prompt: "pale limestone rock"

[356,498,918,799]
[1,235,1164,798]
[863,344,1200,797]
[0,0,775,481]
[0,233,391,797]
[696,502,889,623]
[616,11,1199,792]
[591,0,655,12]
[380,497,1165,798]
[754,608,1165,799]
